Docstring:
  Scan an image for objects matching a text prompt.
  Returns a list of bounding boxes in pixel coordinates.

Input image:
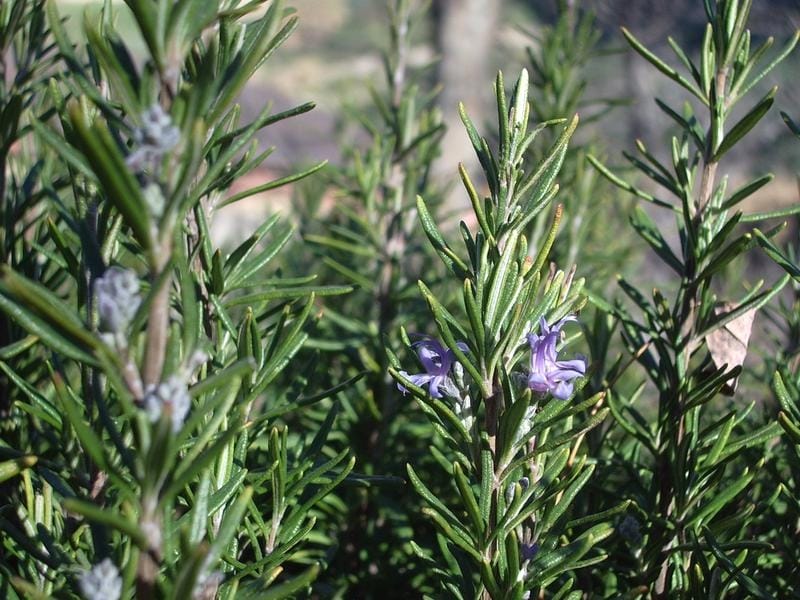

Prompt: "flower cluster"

[397,337,468,399]
[526,316,586,400]
[95,267,141,342]
[144,375,192,433]
[126,104,180,172]
[78,558,122,600]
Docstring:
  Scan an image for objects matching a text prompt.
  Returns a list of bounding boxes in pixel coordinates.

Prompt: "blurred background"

[55,0,800,245]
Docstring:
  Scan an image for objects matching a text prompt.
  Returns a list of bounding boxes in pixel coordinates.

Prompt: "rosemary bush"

[1,0,799,598]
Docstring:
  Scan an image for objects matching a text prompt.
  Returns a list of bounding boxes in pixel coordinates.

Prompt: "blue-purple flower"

[521,542,539,562]
[526,316,586,400]
[398,337,468,399]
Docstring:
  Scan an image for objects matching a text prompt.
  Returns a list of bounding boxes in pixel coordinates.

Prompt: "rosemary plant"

[0,1,352,597]
[590,0,798,596]
[295,0,448,594]
[1,1,799,597]
[392,69,613,599]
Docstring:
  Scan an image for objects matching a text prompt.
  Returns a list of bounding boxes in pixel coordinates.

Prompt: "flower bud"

[78,558,122,600]
[143,375,191,433]
[95,268,141,335]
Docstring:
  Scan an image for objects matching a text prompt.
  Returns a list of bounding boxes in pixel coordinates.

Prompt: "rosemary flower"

[143,375,191,433]
[78,558,122,600]
[526,316,586,400]
[95,267,141,335]
[126,104,180,172]
[398,337,468,399]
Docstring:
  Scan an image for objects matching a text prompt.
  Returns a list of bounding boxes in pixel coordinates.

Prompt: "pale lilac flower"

[78,558,122,600]
[143,375,191,433]
[526,316,586,400]
[95,267,141,335]
[126,104,180,172]
[398,337,468,399]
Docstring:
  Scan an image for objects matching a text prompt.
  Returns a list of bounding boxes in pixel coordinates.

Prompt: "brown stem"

[135,551,159,600]
[142,237,173,387]
[135,496,163,599]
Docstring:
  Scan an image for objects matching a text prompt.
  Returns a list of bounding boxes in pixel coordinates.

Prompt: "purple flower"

[526,316,586,400]
[398,337,468,399]
[521,542,539,562]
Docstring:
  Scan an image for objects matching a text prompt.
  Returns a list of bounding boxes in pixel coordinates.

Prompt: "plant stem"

[143,236,172,387]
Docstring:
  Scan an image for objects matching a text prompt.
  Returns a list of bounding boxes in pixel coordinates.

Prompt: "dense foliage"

[0,0,798,598]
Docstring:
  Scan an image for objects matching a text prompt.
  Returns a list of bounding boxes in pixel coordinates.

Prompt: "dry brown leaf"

[706,301,756,394]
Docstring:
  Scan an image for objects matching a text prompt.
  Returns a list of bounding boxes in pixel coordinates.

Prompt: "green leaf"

[754,229,800,280]
[713,87,776,160]
[702,529,773,600]
[520,115,578,215]
[695,276,788,340]
[773,371,800,420]
[566,500,631,529]
[534,409,609,455]
[459,102,498,195]
[782,110,800,137]
[736,30,799,99]
[56,383,109,472]
[228,222,294,288]
[587,154,675,211]
[539,465,595,532]
[453,462,483,536]
[30,119,95,179]
[529,204,563,276]
[407,464,464,527]
[417,195,469,278]
[621,27,706,103]
[224,285,351,307]
[172,543,211,600]
[459,163,494,244]
[702,413,736,467]
[62,498,147,548]
[721,173,773,210]
[304,232,374,257]
[1,267,99,351]
[237,564,320,600]
[210,3,296,122]
[0,456,38,484]
[188,474,212,545]
[67,100,152,253]
[715,421,782,463]
[83,16,140,112]
[165,426,243,502]
[205,486,254,567]
[421,507,482,563]
[484,229,520,331]
[168,0,220,57]
[207,468,249,517]
[219,161,327,208]
[778,412,800,445]
[630,206,683,274]
[688,470,752,527]
[741,203,800,222]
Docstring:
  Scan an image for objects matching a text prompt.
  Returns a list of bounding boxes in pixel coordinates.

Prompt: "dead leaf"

[706,301,756,394]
